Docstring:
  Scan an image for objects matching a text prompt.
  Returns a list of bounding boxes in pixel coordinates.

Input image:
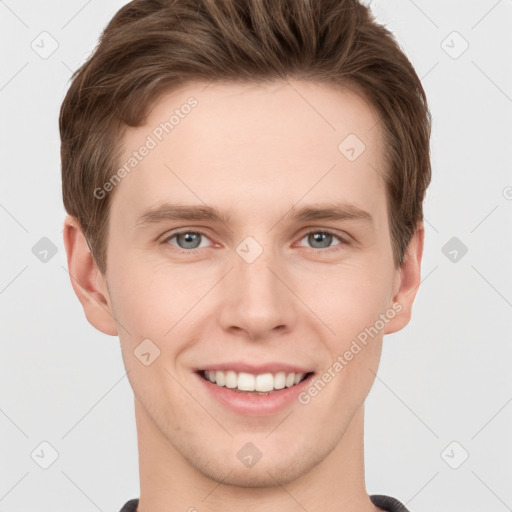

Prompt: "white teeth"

[237,372,255,391]
[202,370,307,392]
[255,373,274,392]
[215,370,225,386]
[225,370,237,389]
[274,371,286,389]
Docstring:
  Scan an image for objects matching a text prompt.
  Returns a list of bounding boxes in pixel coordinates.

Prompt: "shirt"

[119,494,411,511]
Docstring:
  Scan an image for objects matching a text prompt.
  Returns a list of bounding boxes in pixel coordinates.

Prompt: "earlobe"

[384,224,425,335]
[62,215,118,336]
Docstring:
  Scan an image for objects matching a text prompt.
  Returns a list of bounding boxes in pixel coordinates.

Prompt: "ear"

[62,215,118,336]
[384,223,425,335]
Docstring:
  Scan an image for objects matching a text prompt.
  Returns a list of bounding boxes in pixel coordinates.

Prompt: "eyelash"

[162,229,350,255]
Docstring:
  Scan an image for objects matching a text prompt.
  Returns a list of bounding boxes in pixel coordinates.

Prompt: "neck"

[135,398,379,512]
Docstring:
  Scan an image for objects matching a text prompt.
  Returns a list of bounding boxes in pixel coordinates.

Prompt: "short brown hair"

[60,0,431,273]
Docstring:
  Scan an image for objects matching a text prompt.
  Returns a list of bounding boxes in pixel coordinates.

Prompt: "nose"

[217,245,297,341]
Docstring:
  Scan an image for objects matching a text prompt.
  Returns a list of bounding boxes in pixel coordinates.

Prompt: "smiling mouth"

[198,369,314,395]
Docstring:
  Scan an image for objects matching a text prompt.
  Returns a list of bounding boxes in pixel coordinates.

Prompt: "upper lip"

[196,362,314,375]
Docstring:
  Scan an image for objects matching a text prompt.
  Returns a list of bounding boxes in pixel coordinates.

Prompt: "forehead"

[111,79,387,227]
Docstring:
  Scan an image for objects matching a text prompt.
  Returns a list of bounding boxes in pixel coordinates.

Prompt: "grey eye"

[299,232,341,249]
[168,231,209,250]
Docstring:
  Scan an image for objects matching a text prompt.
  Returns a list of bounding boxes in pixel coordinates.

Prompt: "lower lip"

[195,372,314,416]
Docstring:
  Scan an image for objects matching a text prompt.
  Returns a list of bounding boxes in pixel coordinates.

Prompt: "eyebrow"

[134,202,374,228]
[135,204,233,227]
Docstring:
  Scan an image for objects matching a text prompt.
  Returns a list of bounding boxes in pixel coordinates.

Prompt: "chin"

[185,438,328,489]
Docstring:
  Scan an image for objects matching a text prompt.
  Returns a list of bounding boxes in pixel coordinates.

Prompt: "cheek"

[107,249,210,340]
[292,260,393,340]
[298,276,386,418]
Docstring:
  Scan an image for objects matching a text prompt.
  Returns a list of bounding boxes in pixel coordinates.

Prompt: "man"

[60,1,431,510]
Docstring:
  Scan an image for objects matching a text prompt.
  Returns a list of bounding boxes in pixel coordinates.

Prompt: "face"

[70,80,422,488]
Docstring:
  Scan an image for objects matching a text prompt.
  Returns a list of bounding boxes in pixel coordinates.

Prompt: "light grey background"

[1,1,511,511]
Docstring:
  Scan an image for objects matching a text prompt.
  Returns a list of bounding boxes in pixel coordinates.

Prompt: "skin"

[63,79,424,512]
